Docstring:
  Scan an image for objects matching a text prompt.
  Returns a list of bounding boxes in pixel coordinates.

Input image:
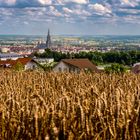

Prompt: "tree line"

[35,49,140,66]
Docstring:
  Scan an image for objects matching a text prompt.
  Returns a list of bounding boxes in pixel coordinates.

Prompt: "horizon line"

[0,34,140,36]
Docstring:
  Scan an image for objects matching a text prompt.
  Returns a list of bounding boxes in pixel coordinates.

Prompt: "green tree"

[105,63,127,74]
[13,62,24,71]
[42,62,54,71]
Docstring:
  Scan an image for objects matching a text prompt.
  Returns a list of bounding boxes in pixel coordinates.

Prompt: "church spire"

[48,29,50,36]
[46,29,51,48]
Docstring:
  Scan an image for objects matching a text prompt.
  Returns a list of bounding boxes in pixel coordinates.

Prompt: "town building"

[46,29,51,48]
[53,58,99,73]
[36,29,51,52]
[0,57,38,70]
[0,53,23,60]
[34,58,54,65]
[0,47,10,53]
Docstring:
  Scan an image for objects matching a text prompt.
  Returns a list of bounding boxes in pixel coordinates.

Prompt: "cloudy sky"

[0,0,140,35]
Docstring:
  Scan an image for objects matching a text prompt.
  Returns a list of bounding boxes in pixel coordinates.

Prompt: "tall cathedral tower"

[46,29,51,48]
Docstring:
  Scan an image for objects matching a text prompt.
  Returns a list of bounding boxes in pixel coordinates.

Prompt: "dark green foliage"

[34,49,140,66]
[105,63,127,74]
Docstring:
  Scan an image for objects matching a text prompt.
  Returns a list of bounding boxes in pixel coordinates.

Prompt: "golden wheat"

[0,70,140,140]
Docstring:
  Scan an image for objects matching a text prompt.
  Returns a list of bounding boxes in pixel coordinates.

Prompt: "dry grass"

[0,70,140,140]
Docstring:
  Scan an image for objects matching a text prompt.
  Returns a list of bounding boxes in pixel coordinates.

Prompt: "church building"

[36,29,51,50]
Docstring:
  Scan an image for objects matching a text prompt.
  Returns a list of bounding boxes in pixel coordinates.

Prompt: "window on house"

[33,65,36,69]
[77,69,80,73]
[69,67,75,72]
[72,67,75,72]
[58,67,62,72]
[69,67,72,72]
[64,68,67,72]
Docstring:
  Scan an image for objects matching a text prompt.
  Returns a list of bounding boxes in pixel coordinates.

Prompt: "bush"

[13,62,24,71]
[105,63,127,74]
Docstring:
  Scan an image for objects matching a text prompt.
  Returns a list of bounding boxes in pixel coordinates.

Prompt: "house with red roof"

[53,58,99,73]
[0,57,38,70]
[131,63,140,74]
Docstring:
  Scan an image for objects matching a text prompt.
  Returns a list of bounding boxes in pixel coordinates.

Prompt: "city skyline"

[0,0,140,35]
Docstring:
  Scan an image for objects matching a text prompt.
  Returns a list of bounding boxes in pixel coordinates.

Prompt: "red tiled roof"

[62,58,98,71]
[0,58,33,68]
[132,65,140,74]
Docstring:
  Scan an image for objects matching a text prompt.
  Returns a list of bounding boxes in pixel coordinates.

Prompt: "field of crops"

[0,70,140,140]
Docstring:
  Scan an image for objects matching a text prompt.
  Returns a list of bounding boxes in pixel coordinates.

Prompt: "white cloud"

[67,0,88,4]
[0,0,140,30]
[119,8,140,14]
[0,8,13,16]
[65,17,75,23]
[0,0,16,5]
[23,21,29,25]
[49,6,62,17]
[63,7,73,14]
[63,7,91,16]
[122,15,140,24]
[57,0,89,4]
[120,0,139,7]
[38,0,52,5]
[89,3,112,15]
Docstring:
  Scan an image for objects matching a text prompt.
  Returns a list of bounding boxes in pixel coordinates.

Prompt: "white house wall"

[25,62,38,70]
[53,61,68,72]
[53,61,80,73]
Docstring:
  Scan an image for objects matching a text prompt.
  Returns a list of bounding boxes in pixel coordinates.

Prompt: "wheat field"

[0,70,140,140]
